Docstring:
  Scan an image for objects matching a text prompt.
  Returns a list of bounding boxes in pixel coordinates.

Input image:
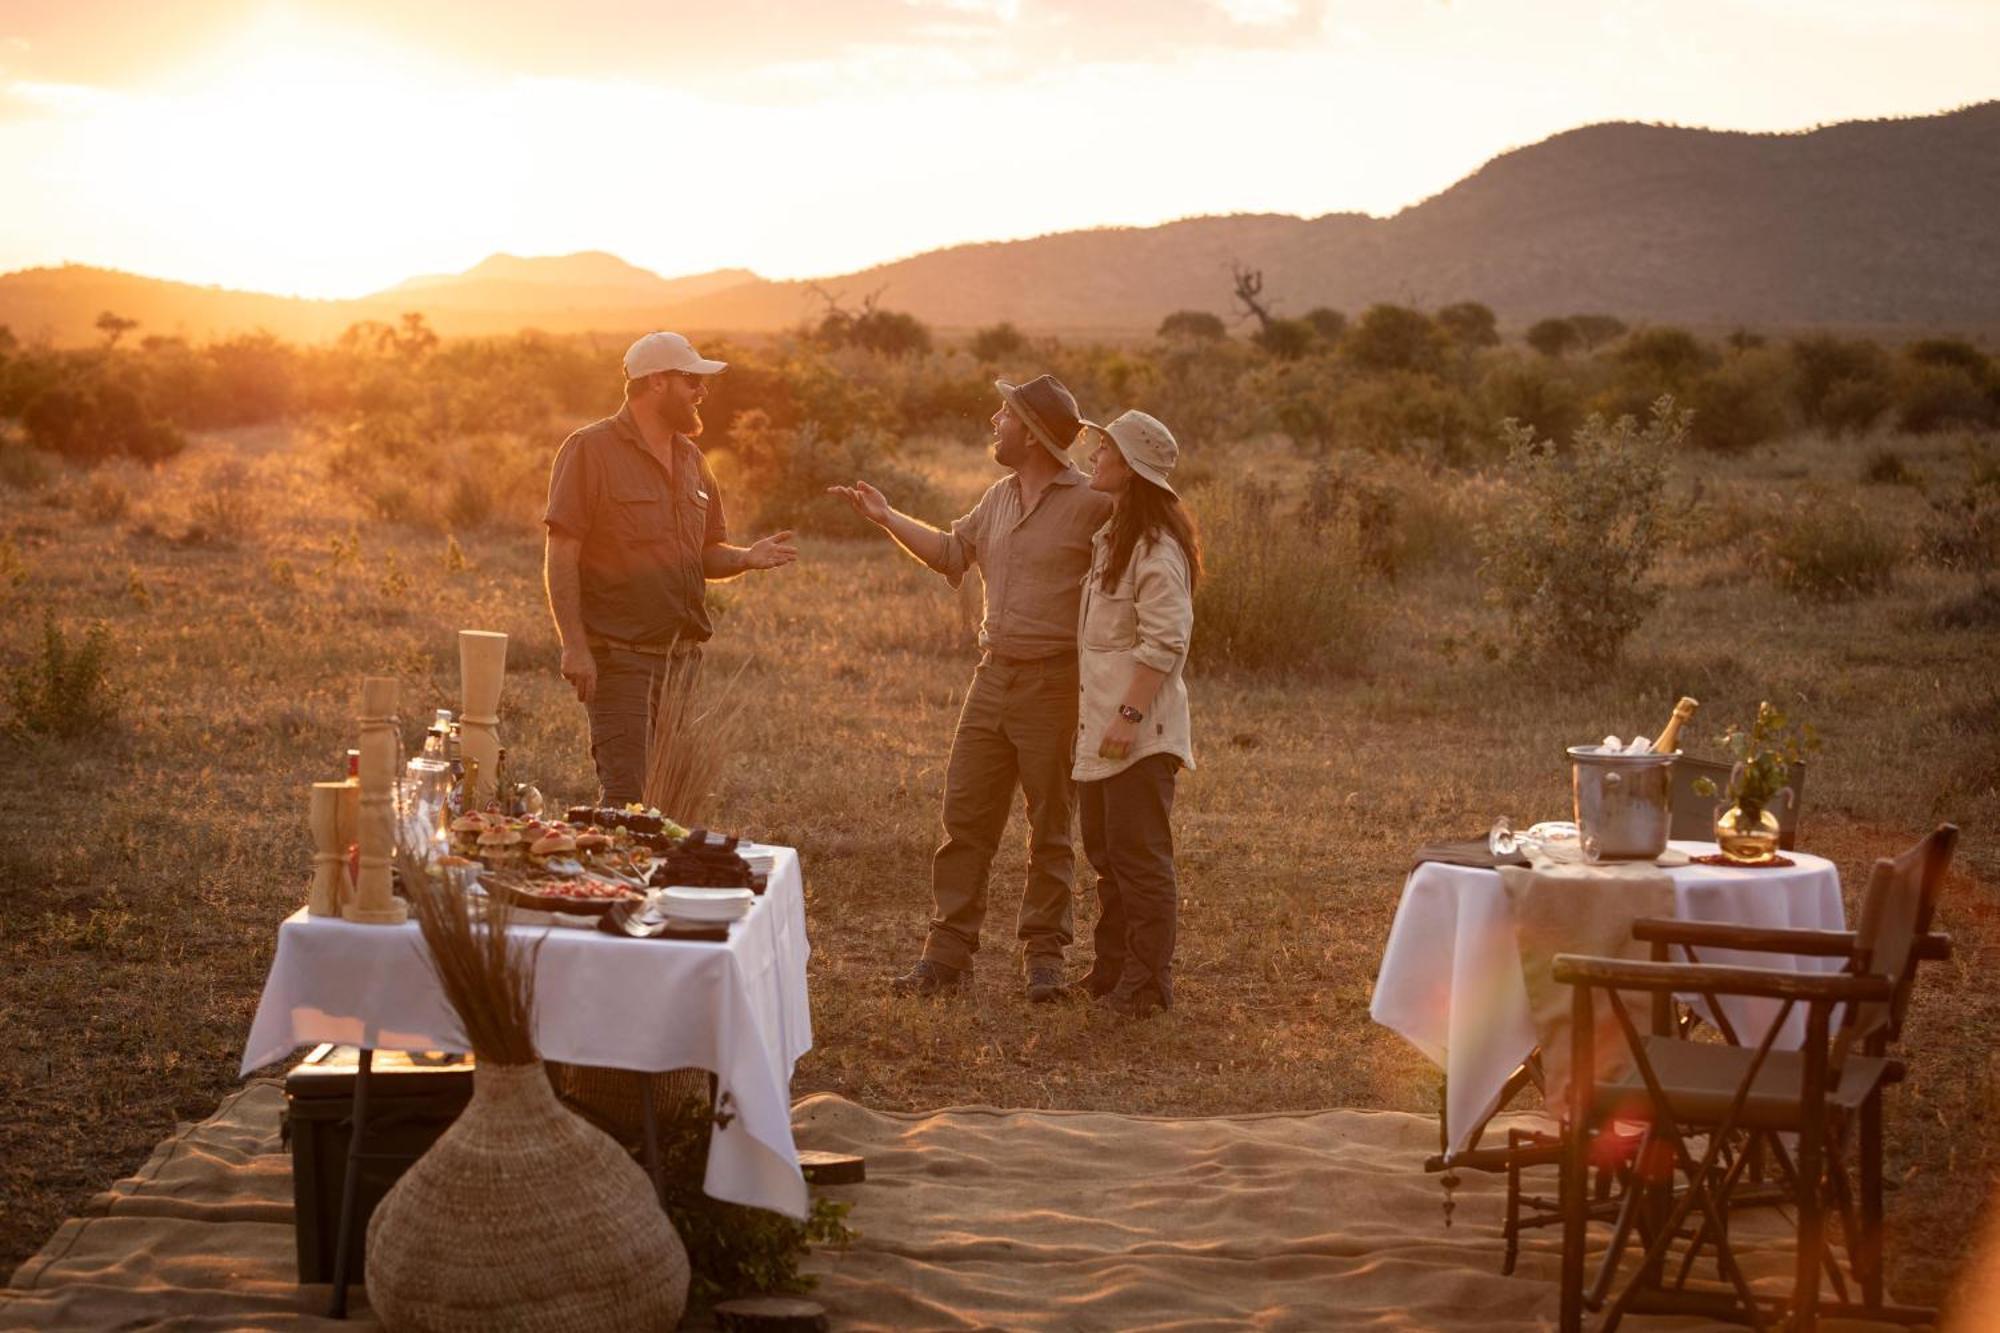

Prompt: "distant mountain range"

[4,102,1996,346]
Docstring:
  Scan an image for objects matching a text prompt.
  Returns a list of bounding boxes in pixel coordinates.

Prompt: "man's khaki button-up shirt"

[542,405,728,647]
[930,467,1113,661]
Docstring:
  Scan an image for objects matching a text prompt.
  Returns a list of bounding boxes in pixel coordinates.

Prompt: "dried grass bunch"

[643,651,752,827]
[404,857,542,1065]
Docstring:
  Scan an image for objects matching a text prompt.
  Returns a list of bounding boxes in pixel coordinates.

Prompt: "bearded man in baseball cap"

[829,374,1112,1002]
[542,332,798,806]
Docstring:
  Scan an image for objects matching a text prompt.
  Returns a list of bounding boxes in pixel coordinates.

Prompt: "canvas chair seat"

[1596,1038,1891,1131]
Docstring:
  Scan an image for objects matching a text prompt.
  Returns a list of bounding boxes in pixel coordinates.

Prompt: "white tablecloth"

[240,847,813,1218]
[1369,841,1845,1157]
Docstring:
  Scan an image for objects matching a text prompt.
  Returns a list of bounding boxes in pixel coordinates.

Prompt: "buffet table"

[1370,841,1844,1157]
[241,845,813,1220]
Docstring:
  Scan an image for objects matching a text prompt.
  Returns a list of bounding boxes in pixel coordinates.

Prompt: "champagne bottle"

[1653,696,1699,755]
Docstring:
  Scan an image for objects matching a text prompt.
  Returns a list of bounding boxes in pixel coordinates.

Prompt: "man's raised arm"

[827,480,966,580]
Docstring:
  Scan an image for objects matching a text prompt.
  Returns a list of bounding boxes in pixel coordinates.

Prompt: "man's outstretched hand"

[745,530,799,569]
[826,479,891,526]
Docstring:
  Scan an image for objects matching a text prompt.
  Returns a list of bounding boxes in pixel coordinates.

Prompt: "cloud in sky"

[0,0,1993,296]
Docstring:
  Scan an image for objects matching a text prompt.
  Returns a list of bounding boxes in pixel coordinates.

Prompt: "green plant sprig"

[1690,700,1820,814]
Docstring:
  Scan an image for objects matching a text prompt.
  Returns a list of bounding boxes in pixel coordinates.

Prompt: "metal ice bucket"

[1568,746,1676,861]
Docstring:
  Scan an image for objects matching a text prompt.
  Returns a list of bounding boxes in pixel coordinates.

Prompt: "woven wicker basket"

[546,1062,713,1149]
[365,1059,688,1331]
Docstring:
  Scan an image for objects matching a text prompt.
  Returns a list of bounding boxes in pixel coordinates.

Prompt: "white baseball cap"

[623,332,728,380]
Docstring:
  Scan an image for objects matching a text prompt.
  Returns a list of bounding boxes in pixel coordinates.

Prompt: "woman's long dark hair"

[1101,474,1203,592]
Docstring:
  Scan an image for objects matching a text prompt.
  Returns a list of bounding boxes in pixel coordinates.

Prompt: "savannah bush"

[1894,362,1999,434]
[1762,497,1903,599]
[6,614,119,738]
[1343,371,1478,462]
[0,440,54,490]
[716,409,944,538]
[185,458,260,544]
[1861,447,1918,486]
[1684,348,1792,453]
[1919,451,1999,572]
[1477,399,1684,671]
[1188,476,1375,675]
[968,322,1028,363]
[1790,335,1893,434]
[1477,353,1585,451]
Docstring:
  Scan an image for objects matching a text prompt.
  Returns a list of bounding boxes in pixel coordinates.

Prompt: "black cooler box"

[283,1044,474,1282]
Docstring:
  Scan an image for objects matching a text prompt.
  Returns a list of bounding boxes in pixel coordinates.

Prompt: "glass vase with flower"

[1693,701,1818,863]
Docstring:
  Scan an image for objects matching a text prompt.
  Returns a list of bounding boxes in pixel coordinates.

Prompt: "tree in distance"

[1303,307,1347,343]
[1158,310,1228,342]
[1436,301,1499,350]
[970,322,1028,362]
[1568,314,1627,351]
[1526,317,1580,359]
[1345,304,1445,375]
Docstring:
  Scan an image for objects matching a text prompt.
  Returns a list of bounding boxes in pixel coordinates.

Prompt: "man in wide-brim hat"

[830,374,1112,1002]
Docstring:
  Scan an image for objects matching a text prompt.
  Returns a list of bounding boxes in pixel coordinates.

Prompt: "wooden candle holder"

[458,630,508,810]
[345,675,408,925]
[308,781,348,917]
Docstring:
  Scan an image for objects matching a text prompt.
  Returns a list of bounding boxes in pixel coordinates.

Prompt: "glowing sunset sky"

[1,0,1994,299]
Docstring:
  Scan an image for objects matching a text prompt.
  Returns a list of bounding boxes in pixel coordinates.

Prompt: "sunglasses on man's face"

[661,371,709,391]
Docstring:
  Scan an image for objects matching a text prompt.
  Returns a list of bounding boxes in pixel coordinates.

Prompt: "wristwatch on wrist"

[1117,704,1145,724]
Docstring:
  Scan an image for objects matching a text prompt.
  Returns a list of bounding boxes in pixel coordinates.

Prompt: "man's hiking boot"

[890,958,966,997]
[1063,965,1120,1002]
[1024,964,1066,1004]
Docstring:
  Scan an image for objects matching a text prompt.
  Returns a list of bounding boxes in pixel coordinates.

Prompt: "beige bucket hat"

[994,375,1084,467]
[1081,410,1179,497]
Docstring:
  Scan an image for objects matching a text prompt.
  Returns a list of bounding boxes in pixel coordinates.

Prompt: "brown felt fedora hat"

[994,375,1083,467]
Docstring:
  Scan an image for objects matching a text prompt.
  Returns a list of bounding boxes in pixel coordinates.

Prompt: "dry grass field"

[1,419,1996,1315]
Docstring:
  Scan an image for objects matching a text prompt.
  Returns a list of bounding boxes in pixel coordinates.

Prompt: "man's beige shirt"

[931,467,1112,661]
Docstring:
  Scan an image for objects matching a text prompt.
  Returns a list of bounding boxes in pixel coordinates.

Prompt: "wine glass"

[1489,816,1601,866]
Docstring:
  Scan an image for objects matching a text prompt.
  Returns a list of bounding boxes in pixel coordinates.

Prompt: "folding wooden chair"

[1549,824,1957,1332]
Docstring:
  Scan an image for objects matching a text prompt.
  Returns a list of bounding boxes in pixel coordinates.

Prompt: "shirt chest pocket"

[1082,576,1139,652]
[609,489,672,543]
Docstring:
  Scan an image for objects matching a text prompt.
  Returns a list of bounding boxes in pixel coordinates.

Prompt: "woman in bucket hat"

[1067,410,1202,1019]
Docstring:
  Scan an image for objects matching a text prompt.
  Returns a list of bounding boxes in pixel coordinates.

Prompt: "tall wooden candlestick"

[308,781,348,917]
[458,629,508,810]
[345,674,408,925]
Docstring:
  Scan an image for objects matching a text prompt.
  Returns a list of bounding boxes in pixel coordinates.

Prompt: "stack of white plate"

[654,885,754,925]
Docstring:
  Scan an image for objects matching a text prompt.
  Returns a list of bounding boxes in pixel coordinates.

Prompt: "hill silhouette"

[3,103,1995,345]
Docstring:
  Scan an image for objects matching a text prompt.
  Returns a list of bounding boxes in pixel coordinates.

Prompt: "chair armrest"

[1631,918,1859,957]
[1551,954,1894,1003]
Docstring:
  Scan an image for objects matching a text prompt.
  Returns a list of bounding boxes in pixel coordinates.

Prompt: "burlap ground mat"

[5,1085,1883,1331]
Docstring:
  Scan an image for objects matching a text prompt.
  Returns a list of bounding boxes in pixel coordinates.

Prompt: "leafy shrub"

[1919,450,1999,572]
[1189,476,1375,675]
[720,409,944,538]
[187,458,259,544]
[81,472,131,522]
[1526,318,1580,358]
[1252,317,1316,360]
[1616,327,1712,393]
[1568,314,1627,351]
[1790,335,1891,432]
[1344,304,1445,375]
[1685,350,1791,453]
[1476,399,1683,671]
[1302,307,1347,342]
[1436,301,1499,350]
[969,322,1028,363]
[1762,498,1902,599]
[1326,370,1477,462]
[1156,310,1228,343]
[0,440,54,490]
[7,614,119,737]
[1478,353,1584,449]
[1861,448,1917,486]
[1894,362,1998,434]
